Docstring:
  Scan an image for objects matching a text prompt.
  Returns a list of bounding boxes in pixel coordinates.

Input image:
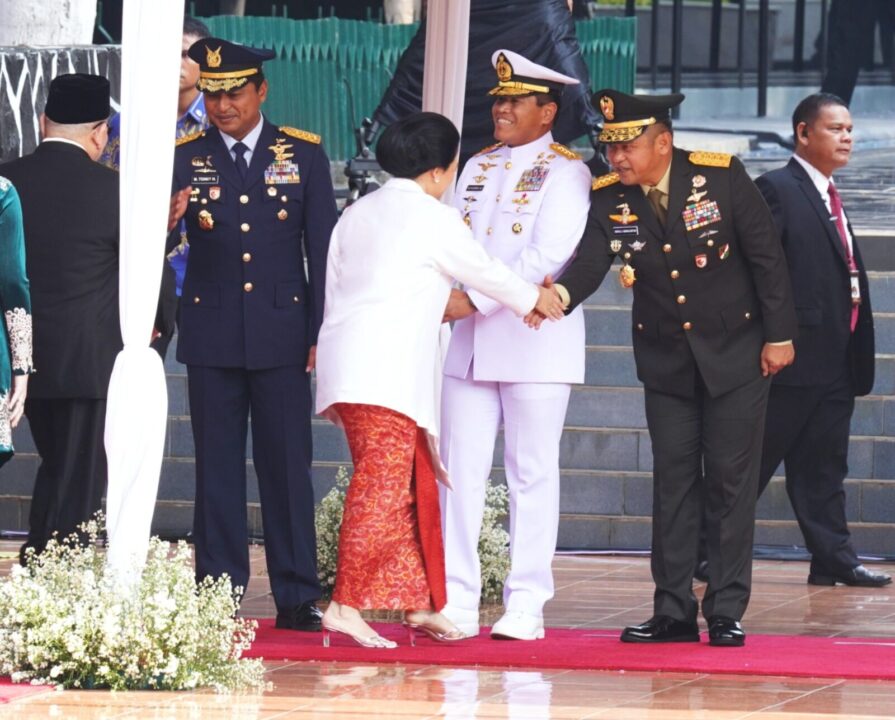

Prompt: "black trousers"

[22,398,108,561]
[187,364,320,611]
[645,372,770,623]
[821,0,877,103]
[758,370,858,575]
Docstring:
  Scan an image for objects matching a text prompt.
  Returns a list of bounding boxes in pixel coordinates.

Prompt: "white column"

[0,0,96,45]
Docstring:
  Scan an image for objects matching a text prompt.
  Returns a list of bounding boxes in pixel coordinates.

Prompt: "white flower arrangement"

[0,517,266,692]
[315,467,510,604]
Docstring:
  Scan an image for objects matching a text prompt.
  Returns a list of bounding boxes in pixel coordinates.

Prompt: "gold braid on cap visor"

[197,67,259,93]
[489,80,551,96]
[598,117,657,143]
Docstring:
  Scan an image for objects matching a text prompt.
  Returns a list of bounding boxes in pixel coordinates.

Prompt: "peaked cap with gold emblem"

[488,49,579,97]
[595,89,684,143]
[188,38,276,94]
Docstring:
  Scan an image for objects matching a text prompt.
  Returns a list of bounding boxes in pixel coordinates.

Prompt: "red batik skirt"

[331,403,447,611]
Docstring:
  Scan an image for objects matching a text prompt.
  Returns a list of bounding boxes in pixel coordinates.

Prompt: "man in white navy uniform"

[439,49,591,641]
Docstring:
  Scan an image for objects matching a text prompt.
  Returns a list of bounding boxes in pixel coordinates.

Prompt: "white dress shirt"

[792,153,853,255]
[315,178,538,479]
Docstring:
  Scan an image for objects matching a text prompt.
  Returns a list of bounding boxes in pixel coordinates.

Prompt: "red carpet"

[0,678,55,703]
[246,619,895,680]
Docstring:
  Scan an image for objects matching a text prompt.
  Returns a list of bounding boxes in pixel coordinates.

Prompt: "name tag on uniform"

[191,173,219,185]
[613,225,639,236]
[466,184,484,192]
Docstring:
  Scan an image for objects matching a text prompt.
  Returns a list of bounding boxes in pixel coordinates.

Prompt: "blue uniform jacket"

[171,119,337,369]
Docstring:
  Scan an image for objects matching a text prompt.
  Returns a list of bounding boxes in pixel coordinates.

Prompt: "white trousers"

[440,373,571,617]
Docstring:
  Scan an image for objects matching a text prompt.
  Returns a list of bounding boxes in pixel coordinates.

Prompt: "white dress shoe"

[490,611,545,640]
[440,604,480,636]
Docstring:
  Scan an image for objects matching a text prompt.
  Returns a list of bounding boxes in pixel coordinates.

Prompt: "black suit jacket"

[755,158,874,396]
[559,148,797,398]
[171,120,336,369]
[0,142,121,399]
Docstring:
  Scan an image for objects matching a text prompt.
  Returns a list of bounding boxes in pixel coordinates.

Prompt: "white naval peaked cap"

[488,48,580,97]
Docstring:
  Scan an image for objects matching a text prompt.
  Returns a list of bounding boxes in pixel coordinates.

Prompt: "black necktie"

[232,141,249,181]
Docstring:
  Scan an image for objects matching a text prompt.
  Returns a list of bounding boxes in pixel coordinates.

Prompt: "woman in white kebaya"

[314,112,563,648]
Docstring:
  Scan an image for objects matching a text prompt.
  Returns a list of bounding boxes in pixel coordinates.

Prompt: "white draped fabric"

[422,0,471,189]
[105,1,183,581]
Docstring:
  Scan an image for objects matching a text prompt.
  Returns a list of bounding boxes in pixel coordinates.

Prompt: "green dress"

[0,176,33,466]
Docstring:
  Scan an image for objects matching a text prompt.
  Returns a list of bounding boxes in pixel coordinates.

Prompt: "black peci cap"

[44,73,110,124]
[188,37,276,93]
[595,89,685,143]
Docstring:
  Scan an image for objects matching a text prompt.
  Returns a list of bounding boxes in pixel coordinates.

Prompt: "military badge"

[698,229,718,239]
[208,186,221,201]
[692,174,707,188]
[599,95,615,121]
[190,155,219,185]
[687,190,707,203]
[619,264,636,288]
[682,199,722,231]
[473,175,487,183]
[609,203,638,225]
[198,209,214,230]
[189,187,200,203]
[206,45,222,68]
[512,222,523,234]
[463,195,478,205]
[718,243,730,260]
[514,165,549,193]
[628,240,646,252]
[277,208,288,221]
[269,138,294,162]
[695,254,708,268]
[463,213,472,226]
[512,194,530,208]
[478,162,496,172]
[610,239,623,253]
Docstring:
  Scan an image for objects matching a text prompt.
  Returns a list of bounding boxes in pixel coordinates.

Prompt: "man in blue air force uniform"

[168,38,338,631]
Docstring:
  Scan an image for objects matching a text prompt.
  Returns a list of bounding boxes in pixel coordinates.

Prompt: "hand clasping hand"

[760,342,795,377]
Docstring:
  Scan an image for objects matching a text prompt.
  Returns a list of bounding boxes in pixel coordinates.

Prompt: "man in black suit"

[535,90,798,646]
[167,39,337,630]
[0,74,122,563]
[754,93,890,589]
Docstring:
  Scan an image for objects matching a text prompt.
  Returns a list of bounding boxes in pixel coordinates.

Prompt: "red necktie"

[827,182,859,333]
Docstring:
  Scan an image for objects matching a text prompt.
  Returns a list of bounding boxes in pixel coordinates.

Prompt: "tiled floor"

[2,542,894,719]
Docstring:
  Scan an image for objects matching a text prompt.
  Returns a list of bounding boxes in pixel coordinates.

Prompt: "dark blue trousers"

[187,364,320,610]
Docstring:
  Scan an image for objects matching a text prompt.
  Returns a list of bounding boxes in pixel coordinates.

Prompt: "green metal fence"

[202,15,636,160]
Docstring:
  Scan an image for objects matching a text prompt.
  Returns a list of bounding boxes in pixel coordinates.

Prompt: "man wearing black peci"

[532,90,798,646]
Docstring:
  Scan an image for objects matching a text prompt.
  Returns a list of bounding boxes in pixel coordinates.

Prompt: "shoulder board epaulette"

[474,142,504,156]
[592,172,620,191]
[280,126,321,144]
[175,130,205,147]
[550,142,581,161]
[689,151,732,168]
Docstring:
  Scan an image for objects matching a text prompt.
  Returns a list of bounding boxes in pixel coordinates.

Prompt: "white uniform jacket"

[443,132,591,384]
[315,178,539,479]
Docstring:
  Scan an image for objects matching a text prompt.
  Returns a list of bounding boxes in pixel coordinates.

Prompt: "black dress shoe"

[707,616,745,647]
[275,600,323,631]
[808,565,892,588]
[620,615,700,643]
